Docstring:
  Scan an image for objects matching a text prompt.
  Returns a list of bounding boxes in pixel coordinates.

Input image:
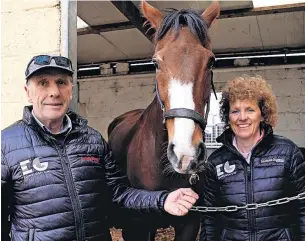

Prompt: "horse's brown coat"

[107,1,220,240]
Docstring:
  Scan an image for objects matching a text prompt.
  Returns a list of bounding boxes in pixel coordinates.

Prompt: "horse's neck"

[136,95,168,161]
[126,96,168,190]
[142,96,166,138]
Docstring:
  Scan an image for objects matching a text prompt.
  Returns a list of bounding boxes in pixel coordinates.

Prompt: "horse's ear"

[201,1,220,28]
[141,0,163,29]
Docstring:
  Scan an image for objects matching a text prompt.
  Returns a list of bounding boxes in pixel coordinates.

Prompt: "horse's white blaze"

[169,78,196,163]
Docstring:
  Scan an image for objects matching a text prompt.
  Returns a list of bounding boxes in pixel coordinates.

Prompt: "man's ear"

[24,84,32,103]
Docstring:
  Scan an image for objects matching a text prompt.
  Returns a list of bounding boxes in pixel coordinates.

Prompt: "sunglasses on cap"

[25,55,74,79]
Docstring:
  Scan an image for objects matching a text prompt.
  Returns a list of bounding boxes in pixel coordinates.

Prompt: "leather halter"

[155,71,217,132]
[155,71,217,186]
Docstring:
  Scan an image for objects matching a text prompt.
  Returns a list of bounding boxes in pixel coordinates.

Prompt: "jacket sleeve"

[289,146,305,240]
[200,162,220,241]
[1,150,12,241]
[101,137,168,213]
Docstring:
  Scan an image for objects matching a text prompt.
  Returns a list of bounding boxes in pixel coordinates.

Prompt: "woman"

[200,76,305,241]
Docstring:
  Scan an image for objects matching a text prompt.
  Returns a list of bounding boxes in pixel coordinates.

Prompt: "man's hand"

[164,188,199,216]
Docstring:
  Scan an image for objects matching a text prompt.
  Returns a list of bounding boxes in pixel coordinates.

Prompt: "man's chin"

[43,112,66,121]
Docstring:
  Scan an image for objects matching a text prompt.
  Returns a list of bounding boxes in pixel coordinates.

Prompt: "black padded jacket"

[1,106,168,241]
[200,126,305,241]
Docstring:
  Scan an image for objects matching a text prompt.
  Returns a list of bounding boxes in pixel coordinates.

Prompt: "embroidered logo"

[261,158,284,164]
[216,161,236,178]
[20,157,49,176]
[81,156,100,164]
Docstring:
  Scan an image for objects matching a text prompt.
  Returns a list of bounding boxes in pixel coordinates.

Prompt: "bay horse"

[107,1,220,240]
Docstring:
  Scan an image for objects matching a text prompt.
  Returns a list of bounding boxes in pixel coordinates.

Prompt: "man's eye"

[248,109,254,112]
[38,80,47,86]
[57,80,67,85]
[231,110,239,114]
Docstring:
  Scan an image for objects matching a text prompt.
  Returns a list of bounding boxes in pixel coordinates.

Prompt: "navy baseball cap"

[25,55,74,79]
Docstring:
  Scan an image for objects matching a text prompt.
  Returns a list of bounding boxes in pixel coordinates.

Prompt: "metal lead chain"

[191,192,305,212]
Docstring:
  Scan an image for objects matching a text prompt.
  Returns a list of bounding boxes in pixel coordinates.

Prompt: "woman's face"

[229,99,263,142]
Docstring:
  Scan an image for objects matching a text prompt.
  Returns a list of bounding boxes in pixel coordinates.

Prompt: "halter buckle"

[189,173,199,185]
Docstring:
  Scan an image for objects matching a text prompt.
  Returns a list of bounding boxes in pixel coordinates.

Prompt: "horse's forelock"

[155,9,209,46]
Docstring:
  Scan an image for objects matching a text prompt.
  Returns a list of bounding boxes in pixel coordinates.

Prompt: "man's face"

[24,72,74,124]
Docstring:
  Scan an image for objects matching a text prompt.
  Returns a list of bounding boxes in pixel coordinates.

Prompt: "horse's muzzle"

[167,141,207,174]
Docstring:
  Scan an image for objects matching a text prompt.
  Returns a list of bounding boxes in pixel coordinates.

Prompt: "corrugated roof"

[77,1,305,65]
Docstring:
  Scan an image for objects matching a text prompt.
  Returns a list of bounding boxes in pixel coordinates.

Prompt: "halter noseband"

[155,71,217,132]
[155,71,216,186]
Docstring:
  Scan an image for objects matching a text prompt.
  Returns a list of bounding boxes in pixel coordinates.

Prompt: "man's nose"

[48,84,60,97]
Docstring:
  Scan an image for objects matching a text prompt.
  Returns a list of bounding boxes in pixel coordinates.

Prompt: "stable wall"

[78,66,305,147]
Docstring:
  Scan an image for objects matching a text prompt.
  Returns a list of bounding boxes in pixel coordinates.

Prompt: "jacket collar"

[23,105,88,133]
[216,124,273,148]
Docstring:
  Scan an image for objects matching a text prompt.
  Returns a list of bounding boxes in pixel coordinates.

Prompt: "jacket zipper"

[246,135,269,241]
[224,145,256,241]
[246,163,255,241]
[53,135,85,241]
[222,129,273,241]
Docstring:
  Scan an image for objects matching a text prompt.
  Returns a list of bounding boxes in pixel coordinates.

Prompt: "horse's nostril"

[169,143,175,152]
[167,142,176,160]
[197,142,207,161]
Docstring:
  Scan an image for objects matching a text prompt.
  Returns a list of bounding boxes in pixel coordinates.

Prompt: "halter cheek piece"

[155,71,217,132]
[155,71,217,186]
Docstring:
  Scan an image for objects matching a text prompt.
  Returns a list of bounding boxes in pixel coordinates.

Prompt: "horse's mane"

[155,8,209,46]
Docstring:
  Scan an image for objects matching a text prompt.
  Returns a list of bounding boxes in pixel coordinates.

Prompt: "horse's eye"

[208,57,215,69]
[152,59,160,70]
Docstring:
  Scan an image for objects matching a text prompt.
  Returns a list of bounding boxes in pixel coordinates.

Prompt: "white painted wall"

[1,0,61,129]
[1,0,77,129]
[78,67,305,147]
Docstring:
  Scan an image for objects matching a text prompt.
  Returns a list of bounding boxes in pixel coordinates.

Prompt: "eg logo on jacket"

[20,157,48,176]
[216,161,236,178]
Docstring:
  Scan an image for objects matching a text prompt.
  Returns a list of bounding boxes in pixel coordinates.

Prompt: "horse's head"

[141,1,220,174]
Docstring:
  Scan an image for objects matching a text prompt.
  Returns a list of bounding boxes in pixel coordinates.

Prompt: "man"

[1,55,199,241]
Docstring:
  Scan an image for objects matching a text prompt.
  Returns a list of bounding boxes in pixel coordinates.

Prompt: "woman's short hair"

[219,75,278,127]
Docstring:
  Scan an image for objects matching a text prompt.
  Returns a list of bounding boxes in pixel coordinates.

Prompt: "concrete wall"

[78,73,156,139]
[78,66,305,147]
[1,0,61,129]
